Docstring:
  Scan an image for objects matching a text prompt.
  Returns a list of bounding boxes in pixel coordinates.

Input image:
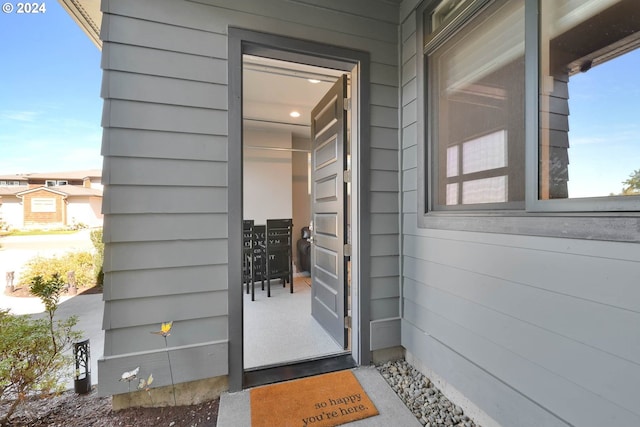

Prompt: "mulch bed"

[1,387,219,427]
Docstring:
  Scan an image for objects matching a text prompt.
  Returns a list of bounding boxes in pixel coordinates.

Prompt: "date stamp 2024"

[2,2,47,14]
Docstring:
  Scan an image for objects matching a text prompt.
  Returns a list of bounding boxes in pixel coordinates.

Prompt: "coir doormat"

[250,370,379,427]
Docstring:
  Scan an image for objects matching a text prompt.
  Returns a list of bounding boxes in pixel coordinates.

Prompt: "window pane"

[462,130,507,174]
[539,0,640,200]
[462,176,507,204]
[446,183,459,205]
[428,0,525,208]
[446,146,459,177]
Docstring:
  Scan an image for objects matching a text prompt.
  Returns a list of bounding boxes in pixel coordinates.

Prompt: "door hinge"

[343,169,351,183]
[344,243,352,257]
[344,315,352,329]
[344,98,351,111]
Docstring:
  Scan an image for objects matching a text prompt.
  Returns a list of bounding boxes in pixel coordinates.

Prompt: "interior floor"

[243,276,345,369]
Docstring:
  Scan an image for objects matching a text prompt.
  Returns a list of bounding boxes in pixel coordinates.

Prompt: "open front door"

[310,74,348,348]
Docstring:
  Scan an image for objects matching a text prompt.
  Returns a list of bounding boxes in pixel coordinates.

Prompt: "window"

[46,180,68,187]
[539,0,640,206]
[425,0,525,209]
[417,0,640,240]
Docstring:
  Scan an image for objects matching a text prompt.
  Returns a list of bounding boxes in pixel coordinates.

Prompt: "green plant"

[21,251,96,289]
[0,310,80,425]
[90,228,104,287]
[29,275,66,352]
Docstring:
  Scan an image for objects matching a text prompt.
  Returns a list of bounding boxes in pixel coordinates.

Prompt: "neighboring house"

[0,170,103,229]
[62,1,640,426]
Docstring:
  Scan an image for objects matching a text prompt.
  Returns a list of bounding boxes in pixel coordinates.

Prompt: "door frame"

[227,27,372,391]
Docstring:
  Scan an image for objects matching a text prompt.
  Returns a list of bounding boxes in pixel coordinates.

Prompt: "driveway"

[0,229,104,390]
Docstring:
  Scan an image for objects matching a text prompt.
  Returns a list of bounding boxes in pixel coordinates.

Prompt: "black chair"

[265,219,293,297]
[242,220,255,300]
[252,225,266,298]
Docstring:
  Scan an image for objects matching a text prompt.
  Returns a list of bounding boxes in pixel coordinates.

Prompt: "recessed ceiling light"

[307,79,321,84]
[290,111,301,118]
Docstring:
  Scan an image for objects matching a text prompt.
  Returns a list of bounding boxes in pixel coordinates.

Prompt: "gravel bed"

[377,359,480,427]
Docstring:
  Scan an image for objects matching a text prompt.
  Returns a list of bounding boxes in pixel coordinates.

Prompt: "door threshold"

[243,353,356,389]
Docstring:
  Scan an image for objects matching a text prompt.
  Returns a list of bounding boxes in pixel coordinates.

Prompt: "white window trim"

[416,0,640,242]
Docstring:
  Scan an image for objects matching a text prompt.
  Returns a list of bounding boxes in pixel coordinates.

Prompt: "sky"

[0,1,103,175]
[567,48,640,198]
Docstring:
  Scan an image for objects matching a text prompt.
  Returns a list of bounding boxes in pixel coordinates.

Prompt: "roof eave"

[57,0,102,50]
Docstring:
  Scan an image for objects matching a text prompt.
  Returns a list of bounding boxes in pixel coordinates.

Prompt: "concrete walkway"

[217,366,420,427]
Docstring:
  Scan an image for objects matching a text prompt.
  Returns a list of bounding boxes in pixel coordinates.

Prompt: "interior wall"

[292,136,311,271]
[243,128,293,224]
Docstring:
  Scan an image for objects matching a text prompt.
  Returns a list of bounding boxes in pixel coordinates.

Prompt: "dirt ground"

[2,285,219,426]
[1,388,219,427]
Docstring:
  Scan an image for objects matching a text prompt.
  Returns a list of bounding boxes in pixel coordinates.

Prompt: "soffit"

[57,0,102,49]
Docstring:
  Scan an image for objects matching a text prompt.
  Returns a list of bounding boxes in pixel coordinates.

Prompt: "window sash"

[419,0,640,214]
[415,0,640,241]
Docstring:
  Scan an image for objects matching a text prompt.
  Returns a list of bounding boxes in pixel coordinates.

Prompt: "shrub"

[90,228,104,287]
[0,310,80,425]
[21,251,96,289]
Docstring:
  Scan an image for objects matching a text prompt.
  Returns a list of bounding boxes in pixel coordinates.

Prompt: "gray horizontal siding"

[104,214,227,243]
[102,43,227,83]
[99,341,227,394]
[104,239,228,271]
[102,186,227,214]
[102,14,227,57]
[291,0,400,24]
[371,148,399,171]
[104,0,397,65]
[371,276,401,300]
[106,157,227,187]
[103,71,228,109]
[403,232,640,313]
[105,316,228,355]
[103,129,227,161]
[371,192,400,213]
[371,235,400,257]
[399,3,640,425]
[190,0,399,44]
[104,264,228,301]
[402,322,568,427]
[104,291,227,330]
[371,127,399,150]
[104,265,228,300]
[371,84,399,108]
[100,0,402,397]
[103,100,227,135]
[371,63,398,86]
[402,219,640,425]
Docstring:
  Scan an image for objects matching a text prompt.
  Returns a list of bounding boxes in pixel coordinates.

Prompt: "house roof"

[15,185,102,198]
[0,169,102,181]
[23,169,103,180]
[0,174,28,182]
[0,187,23,196]
[51,185,103,197]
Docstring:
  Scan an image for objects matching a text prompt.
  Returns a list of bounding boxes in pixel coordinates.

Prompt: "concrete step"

[217,366,421,427]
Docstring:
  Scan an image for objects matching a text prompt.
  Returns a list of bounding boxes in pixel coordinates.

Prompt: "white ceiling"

[243,55,345,139]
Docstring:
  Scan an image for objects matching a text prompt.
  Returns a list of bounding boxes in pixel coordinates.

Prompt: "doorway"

[227,28,372,391]
[241,55,348,369]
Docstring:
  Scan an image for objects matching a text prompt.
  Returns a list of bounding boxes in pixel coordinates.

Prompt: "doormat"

[250,370,379,427]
